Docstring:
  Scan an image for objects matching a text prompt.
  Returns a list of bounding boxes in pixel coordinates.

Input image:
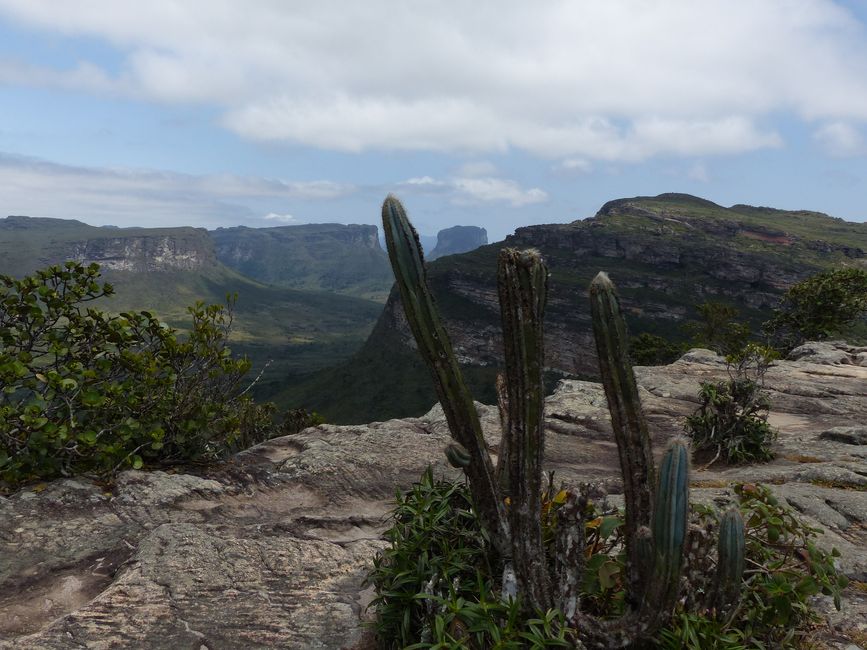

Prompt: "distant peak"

[428,225,488,260]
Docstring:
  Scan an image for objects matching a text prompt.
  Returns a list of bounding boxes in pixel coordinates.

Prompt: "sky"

[1,1,867,242]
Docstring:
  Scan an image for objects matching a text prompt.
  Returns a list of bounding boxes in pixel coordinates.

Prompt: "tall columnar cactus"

[382,195,511,554]
[589,271,656,604]
[381,195,745,647]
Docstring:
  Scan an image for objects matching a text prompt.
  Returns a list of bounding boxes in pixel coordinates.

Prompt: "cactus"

[380,195,745,647]
[715,508,746,612]
[589,271,656,604]
[382,195,510,554]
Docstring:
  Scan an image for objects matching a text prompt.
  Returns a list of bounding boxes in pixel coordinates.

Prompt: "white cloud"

[452,178,547,206]
[0,1,866,160]
[399,174,547,207]
[404,176,446,187]
[556,158,593,174]
[813,121,866,157]
[0,153,353,227]
[263,212,296,223]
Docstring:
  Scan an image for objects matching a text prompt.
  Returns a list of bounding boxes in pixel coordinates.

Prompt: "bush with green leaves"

[684,301,752,356]
[0,262,274,488]
[663,483,847,649]
[368,474,846,649]
[686,344,779,465]
[367,468,571,649]
[764,267,867,352]
[628,332,684,366]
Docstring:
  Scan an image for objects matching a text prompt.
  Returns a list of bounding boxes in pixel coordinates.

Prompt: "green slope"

[210,223,393,301]
[0,216,384,404]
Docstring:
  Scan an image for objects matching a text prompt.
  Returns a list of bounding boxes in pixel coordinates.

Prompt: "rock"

[1,342,865,648]
[821,427,867,446]
[788,340,867,366]
[427,225,488,260]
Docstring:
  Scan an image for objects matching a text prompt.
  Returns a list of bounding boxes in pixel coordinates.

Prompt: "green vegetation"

[629,332,684,366]
[764,267,867,351]
[686,345,779,465]
[305,193,867,423]
[375,195,747,647]
[683,302,751,356]
[210,223,394,301]
[0,216,385,410]
[0,263,274,489]
[369,475,845,649]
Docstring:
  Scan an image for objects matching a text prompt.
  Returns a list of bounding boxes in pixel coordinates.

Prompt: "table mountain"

[281,193,867,423]
[0,216,384,397]
[427,224,488,260]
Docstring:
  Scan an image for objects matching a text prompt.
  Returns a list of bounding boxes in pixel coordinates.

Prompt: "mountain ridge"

[278,193,867,423]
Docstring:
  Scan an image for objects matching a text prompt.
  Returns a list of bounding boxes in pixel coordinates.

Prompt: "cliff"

[210,223,393,300]
[285,193,867,423]
[1,342,865,648]
[0,216,385,399]
[0,216,215,273]
[428,224,488,260]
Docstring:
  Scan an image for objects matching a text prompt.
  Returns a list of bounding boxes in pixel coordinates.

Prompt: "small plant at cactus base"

[0,262,279,490]
[686,343,780,465]
[368,475,846,649]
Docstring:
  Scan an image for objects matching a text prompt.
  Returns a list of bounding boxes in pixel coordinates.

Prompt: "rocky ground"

[1,341,865,649]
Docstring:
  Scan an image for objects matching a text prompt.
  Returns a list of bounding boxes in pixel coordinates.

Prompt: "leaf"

[599,516,622,540]
[132,455,143,470]
[552,489,569,505]
[598,561,620,589]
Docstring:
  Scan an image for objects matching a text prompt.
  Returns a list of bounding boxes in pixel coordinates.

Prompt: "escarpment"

[307,194,867,423]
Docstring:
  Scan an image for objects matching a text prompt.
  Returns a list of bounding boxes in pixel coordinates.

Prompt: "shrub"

[369,475,847,649]
[366,468,570,649]
[764,267,867,351]
[686,344,779,464]
[629,332,684,366]
[0,262,274,489]
[683,302,751,356]
[667,483,848,649]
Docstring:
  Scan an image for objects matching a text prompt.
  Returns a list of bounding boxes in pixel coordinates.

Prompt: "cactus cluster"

[381,195,745,648]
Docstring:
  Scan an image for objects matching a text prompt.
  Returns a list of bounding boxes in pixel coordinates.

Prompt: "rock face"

[66,234,215,272]
[314,193,867,423]
[211,223,393,298]
[0,216,216,274]
[428,225,488,260]
[1,343,866,648]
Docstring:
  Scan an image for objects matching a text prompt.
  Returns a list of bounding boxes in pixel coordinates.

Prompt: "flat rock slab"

[1,342,865,648]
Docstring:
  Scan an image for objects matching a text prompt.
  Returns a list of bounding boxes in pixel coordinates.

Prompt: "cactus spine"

[381,195,745,647]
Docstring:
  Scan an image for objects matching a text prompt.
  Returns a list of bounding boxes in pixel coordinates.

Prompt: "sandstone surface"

[1,342,865,648]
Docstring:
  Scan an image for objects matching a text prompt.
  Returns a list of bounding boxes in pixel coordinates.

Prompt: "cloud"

[404,176,446,187]
[556,159,593,174]
[813,121,866,157]
[263,213,296,223]
[452,178,547,206]
[0,152,354,228]
[399,174,547,207]
[0,1,866,160]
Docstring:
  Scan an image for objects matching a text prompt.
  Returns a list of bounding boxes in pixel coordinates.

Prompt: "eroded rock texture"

[1,342,865,648]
